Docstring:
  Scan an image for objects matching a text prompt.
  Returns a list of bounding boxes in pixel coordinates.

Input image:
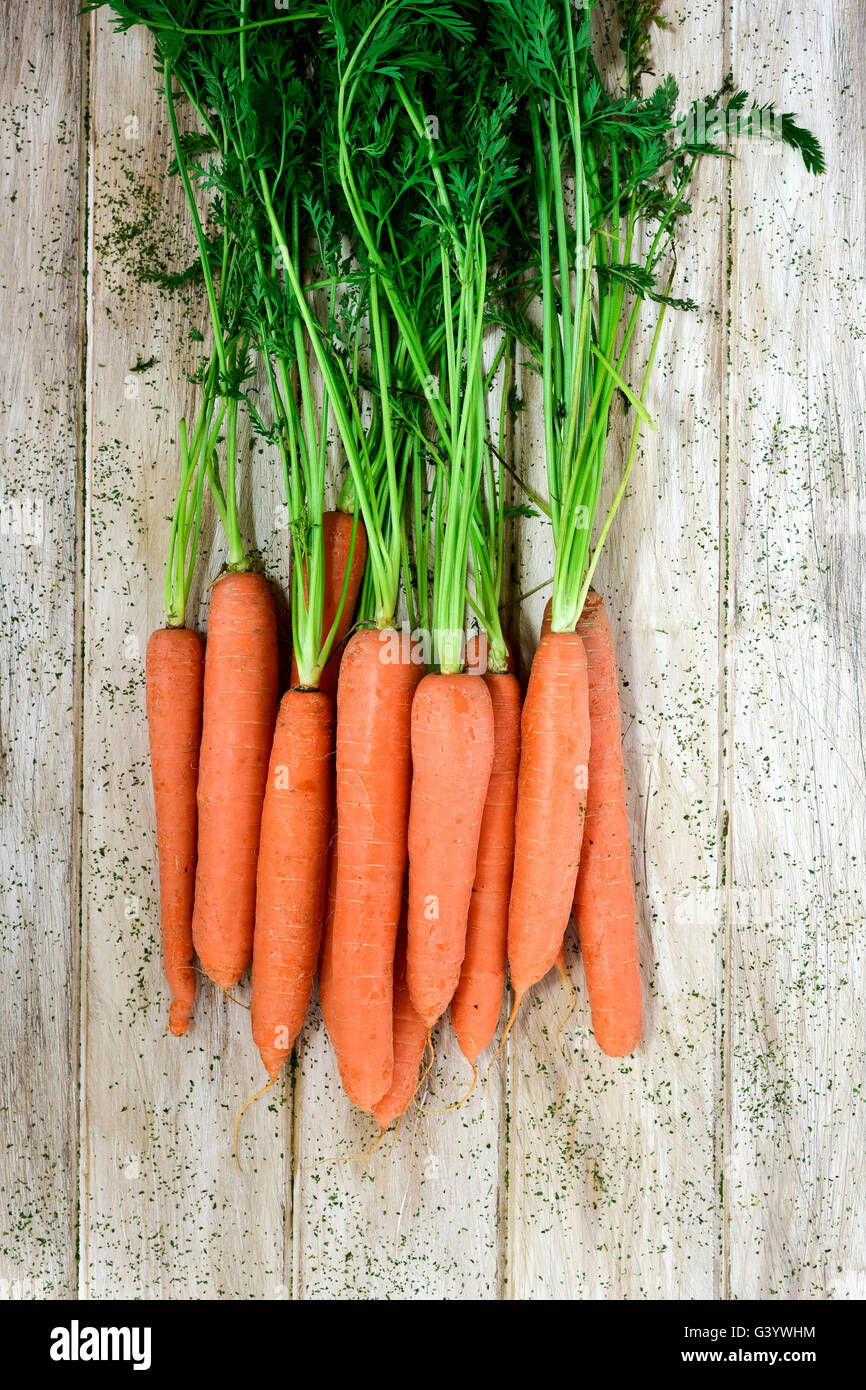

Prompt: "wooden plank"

[0,1,83,1300]
[81,13,292,1299]
[507,9,728,1299]
[293,1004,505,1300]
[726,0,866,1300]
[16,0,857,1303]
[292,341,508,1302]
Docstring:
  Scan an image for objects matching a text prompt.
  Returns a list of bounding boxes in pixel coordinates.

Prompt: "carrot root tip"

[232,1077,277,1174]
[303,1126,385,1170]
[416,1062,478,1116]
[485,994,521,1095]
[167,1008,191,1037]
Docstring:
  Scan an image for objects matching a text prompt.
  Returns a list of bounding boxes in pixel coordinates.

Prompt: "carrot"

[252,510,359,1076]
[537,603,573,990]
[192,571,278,989]
[145,626,204,1035]
[541,592,642,1051]
[572,591,642,1055]
[372,922,429,1132]
[451,665,521,1063]
[289,510,367,697]
[327,629,422,1110]
[407,674,495,1027]
[463,630,513,677]
[251,689,333,1077]
[317,823,339,1044]
[507,631,590,1000]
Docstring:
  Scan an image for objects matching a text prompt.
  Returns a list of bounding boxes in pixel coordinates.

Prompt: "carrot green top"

[488,0,824,633]
[329,0,525,674]
[96,0,825,652]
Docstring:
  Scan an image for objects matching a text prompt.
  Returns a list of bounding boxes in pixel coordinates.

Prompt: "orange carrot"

[572,591,642,1055]
[451,667,521,1062]
[463,631,514,677]
[317,821,339,1043]
[327,629,422,1110]
[537,602,572,983]
[406,674,495,1027]
[145,626,204,1035]
[192,571,278,988]
[315,669,343,1063]
[373,922,429,1132]
[507,631,590,1000]
[251,689,333,1077]
[290,510,367,697]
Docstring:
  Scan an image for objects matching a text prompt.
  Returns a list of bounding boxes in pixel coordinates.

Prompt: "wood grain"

[506,9,729,1300]
[0,0,863,1301]
[293,1005,506,1299]
[292,337,509,1302]
[0,1,83,1300]
[726,0,866,1300]
[80,10,292,1299]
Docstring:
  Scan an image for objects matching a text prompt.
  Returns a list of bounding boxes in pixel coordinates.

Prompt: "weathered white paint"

[508,6,728,1301]
[80,12,291,1299]
[0,0,83,1300]
[726,0,866,1300]
[0,1,862,1301]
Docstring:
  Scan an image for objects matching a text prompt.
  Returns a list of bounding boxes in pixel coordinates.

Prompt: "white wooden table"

[1,1,863,1300]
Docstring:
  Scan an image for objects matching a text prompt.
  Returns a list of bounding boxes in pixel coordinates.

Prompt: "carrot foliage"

[486,0,824,632]
[93,0,824,647]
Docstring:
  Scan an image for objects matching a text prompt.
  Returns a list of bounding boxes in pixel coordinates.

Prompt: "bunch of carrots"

[100,0,822,1135]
